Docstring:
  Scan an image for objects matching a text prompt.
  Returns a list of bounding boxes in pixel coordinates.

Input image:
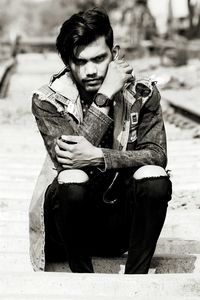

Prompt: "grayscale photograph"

[1,0,200,298]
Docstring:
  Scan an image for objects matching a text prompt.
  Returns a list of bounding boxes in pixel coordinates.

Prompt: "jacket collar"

[49,69,79,104]
[49,69,83,123]
[48,69,149,110]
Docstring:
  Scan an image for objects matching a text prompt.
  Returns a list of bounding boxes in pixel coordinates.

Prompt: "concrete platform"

[1,272,200,299]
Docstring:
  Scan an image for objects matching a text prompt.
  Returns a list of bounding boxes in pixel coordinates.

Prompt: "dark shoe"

[69,255,94,273]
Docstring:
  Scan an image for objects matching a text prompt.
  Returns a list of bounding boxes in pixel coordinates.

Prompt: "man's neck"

[78,86,96,104]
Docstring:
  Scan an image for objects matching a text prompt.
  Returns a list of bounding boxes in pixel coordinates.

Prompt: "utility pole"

[167,0,174,39]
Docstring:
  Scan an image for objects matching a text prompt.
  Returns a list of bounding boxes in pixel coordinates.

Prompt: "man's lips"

[83,78,103,84]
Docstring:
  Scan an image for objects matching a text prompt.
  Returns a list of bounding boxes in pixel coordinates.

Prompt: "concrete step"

[1,239,200,274]
[1,209,200,274]
[0,251,189,274]
[45,253,200,274]
[1,272,200,299]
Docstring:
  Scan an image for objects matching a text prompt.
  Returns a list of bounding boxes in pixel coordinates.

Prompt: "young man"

[30,7,172,274]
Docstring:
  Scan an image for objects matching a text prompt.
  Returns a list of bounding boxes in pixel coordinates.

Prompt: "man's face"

[69,36,113,95]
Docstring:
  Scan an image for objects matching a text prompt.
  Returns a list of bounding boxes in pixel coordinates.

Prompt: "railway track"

[162,96,200,208]
[0,53,200,298]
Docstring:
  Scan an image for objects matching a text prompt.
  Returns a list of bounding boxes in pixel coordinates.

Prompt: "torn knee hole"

[133,165,167,180]
[57,169,89,184]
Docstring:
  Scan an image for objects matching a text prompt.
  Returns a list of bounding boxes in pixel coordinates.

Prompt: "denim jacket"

[29,69,167,271]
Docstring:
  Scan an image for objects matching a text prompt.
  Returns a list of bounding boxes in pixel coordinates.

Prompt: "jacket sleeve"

[101,89,167,170]
[32,92,112,167]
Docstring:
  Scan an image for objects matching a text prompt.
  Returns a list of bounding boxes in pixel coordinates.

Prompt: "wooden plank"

[0,191,33,199]
[161,210,200,241]
[172,184,200,191]
[0,164,42,170]
[1,211,28,222]
[0,183,36,192]
[1,236,28,253]
[1,295,199,300]
[0,220,28,236]
[0,253,32,272]
[1,169,42,176]
[0,176,38,182]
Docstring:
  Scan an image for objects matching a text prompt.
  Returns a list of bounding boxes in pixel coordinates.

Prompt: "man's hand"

[55,135,104,169]
[98,58,133,99]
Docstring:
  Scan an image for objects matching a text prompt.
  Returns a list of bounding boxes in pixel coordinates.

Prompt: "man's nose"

[85,62,97,77]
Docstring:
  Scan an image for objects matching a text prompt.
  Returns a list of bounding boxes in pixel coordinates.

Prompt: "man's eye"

[75,59,86,66]
[94,56,105,63]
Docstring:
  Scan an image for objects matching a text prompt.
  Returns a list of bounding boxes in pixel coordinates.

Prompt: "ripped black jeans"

[44,170,172,274]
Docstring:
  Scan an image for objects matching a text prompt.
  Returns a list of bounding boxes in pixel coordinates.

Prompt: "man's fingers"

[115,60,133,75]
[125,73,134,82]
[55,145,72,158]
[120,61,130,68]
[57,139,75,151]
[57,157,73,165]
[115,50,125,61]
[55,144,65,155]
[116,60,129,67]
[62,164,73,169]
[115,59,125,65]
[55,144,60,153]
[61,135,81,143]
[124,66,133,74]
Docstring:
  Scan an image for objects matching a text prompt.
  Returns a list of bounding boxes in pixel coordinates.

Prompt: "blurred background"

[1,0,200,61]
[1,0,200,123]
[1,0,200,63]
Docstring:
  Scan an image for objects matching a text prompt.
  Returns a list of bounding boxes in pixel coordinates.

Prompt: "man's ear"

[112,44,120,61]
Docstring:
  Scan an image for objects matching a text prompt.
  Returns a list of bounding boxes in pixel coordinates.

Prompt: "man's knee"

[133,165,172,202]
[133,165,167,180]
[57,169,89,184]
[56,170,89,206]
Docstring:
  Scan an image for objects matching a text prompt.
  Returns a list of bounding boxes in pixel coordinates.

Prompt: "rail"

[0,36,20,98]
[163,92,200,126]
[0,58,16,98]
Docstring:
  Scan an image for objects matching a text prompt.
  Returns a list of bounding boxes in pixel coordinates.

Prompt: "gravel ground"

[169,190,200,210]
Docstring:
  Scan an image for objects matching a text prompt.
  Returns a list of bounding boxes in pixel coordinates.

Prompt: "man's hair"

[56,7,114,66]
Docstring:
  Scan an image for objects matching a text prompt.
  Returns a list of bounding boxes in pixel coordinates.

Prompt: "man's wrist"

[91,147,105,166]
[98,86,115,100]
[93,93,112,108]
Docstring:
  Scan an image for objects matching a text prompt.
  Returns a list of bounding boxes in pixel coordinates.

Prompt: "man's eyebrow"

[73,52,108,62]
[74,56,87,62]
[93,52,108,59]
[75,52,108,61]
